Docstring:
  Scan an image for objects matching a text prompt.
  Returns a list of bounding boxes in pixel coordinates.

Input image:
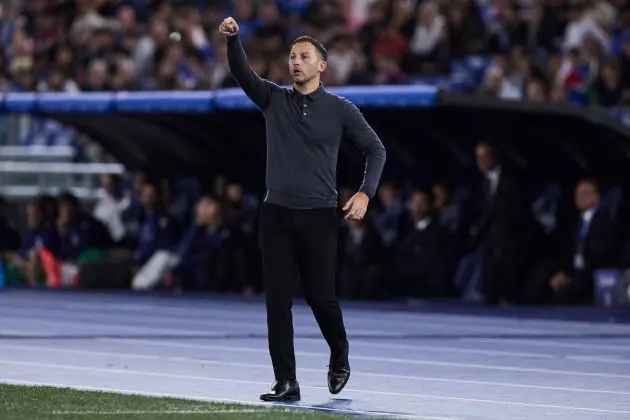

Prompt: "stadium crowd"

[1,140,628,307]
[1,0,630,307]
[1,0,629,106]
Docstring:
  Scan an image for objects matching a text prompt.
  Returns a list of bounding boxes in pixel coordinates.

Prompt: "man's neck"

[294,79,320,95]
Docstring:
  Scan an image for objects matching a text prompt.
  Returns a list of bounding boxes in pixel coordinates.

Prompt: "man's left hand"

[343,192,369,221]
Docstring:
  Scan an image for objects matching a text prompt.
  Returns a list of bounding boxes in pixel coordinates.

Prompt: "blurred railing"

[0,113,118,201]
[0,161,124,200]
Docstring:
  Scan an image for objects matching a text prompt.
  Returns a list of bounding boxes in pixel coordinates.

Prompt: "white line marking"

[1,342,628,396]
[328,339,558,359]
[567,355,630,364]
[0,379,449,420]
[0,361,628,415]
[51,409,262,415]
[466,338,630,351]
[101,338,630,380]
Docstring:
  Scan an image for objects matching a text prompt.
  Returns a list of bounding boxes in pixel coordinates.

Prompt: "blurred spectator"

[9,197,59,286]
[4,0,630,306]
[0,196,20,254]
[405,0,447,74]
[337,217,385,299]
[393,188,451,298]
[372,181,405,250]
[459,141,535,305]
[524,179,619,305]
[93,174,131,244]
[0,0,629,111]
[172,194,253,293]
[55,191,112,263]
[133,181,177,267]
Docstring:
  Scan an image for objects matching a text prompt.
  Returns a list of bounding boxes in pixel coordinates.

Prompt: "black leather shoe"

[260,379,301,402]
[327,367,350,394]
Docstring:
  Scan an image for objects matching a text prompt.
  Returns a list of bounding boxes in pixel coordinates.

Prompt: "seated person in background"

[56,191,113,263]
[171,194,252,294]
[92,174,131,246]
[524,179,618,305]
[133,182,177,269]
[119,171,150,249]
[432,181,461,235]
[0,196,22,285]
[224,180,258,235]
[6,197,59,286]
[0,196,20,253]
[394,188,451,298]
[337,216,385,299]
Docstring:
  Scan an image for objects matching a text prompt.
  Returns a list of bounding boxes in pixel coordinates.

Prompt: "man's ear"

[318,60,327,73]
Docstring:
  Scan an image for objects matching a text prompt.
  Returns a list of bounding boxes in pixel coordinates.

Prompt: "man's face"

[289,42,326,85]
[432,185,448,210]
[58,201,74,224]
[140,185,158,208]
[475,144,495,173]
[26,202,42,226]
[195,198,219,225]
[575,181,599,213]
[408,192,431,219]
[226,183,243,202]
[378,184,396,205]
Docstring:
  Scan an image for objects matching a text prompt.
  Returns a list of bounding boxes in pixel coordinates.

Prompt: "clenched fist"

[219,17,239,37]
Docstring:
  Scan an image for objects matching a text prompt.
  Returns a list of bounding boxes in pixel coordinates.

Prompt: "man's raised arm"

[220,17,274,110]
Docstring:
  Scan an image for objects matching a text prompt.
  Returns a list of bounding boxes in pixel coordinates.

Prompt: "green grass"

[0,384,351,419]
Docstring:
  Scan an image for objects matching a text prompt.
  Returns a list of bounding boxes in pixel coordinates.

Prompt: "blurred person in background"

[133,181,177,268]
[394,188,451,298]
[5,197,59,287]
[337,215,385,300]
[55,191,113,264]
[93,174,131,245]
[171,194,252,294]
[524,179,619,305]
[0,196,21,286]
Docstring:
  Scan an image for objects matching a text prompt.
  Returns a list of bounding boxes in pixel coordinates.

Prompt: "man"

[219,17,386,401]
[465,141,533,304]
[524,179,617,305]
[394,188,451,298]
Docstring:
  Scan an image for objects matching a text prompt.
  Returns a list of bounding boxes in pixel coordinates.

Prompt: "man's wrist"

[358,186,374,199]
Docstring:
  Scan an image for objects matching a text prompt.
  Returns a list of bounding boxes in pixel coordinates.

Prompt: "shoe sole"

[260,393,301,402]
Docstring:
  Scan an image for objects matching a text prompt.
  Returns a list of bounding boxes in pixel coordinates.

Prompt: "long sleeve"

[226,36,276,110]
[341,100,386,198]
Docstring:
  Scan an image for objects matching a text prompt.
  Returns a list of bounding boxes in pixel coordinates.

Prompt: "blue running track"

[0,290,629,420]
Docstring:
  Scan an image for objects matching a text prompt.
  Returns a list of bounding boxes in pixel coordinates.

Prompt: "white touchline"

[0,343,628,396]
[1,360,629,414]
[51,409,262,415]
[0,379,446,420]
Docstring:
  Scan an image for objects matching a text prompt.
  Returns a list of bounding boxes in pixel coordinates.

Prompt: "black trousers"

[258,202,349,381]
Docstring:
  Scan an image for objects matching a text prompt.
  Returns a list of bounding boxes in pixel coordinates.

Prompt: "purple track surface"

[1,289,630,419]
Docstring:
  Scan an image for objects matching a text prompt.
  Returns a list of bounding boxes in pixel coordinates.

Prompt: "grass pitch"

[0,384,353,419]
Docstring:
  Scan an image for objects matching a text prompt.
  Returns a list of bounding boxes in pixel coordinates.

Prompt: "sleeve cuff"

[359,185,376,199]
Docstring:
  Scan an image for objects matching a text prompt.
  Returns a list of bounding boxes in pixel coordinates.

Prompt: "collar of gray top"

[291,82,326,100]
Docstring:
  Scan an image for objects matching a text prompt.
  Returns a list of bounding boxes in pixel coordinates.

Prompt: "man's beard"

[293,73,314,85]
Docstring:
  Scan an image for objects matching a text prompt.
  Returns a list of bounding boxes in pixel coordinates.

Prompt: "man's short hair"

[291,36,327,61]
[577,177,600,194]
